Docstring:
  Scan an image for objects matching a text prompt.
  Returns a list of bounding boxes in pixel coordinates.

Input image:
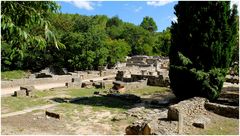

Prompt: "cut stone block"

[13,90,26,97]
[192,116,210,129]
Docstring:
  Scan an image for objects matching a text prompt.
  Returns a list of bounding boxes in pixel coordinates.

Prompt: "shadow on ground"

[50,92,179,110]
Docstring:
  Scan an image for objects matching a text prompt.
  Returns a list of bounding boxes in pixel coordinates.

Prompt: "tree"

[153,27,171,56]
[140,16,158,32]
[169,1,238,100]
[122,23,155,56]
[105,39,131,67]
[1,1,64,71]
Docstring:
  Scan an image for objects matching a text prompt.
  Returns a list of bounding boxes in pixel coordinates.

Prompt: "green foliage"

[122,23,155,55]
[1,1,64,71]
[140,16,158,32]
[105,39,131,66]
[153,27,171,56]
[1,2,171,72]
[169,1,238,100]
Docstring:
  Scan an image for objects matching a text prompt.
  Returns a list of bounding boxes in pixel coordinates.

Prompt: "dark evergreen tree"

[169,1,238,100]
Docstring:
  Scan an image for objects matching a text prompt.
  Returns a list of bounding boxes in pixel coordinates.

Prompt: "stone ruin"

[125,91,239,135]
[125,55,169,70]
[65,77,82,88]
[13,85,35,97]
[109,80,147,93]
[225,74,239,84]
[111,55,170,91]
[114,69,169,89]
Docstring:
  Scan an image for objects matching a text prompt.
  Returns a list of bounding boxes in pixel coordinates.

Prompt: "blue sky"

[57,1,178,32]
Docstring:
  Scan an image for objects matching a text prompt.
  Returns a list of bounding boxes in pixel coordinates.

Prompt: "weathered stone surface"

[13,90,26,97]
[93,81,105,89]
[225,75,239,84]
[192,116,210,129]
[81,81,92,88]
[205,102,239,118]
[167,97,207,121]
[20,85,35,91]
[125,121,151,135]
[111,114,127,121]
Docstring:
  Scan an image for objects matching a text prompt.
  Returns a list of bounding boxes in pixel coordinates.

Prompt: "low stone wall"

[1,75,73,89]
[125,80,148,91]
[205,102,239,118]
[167,97,207,121]
[2,69,117,89]
[131,74,169,87]
[111,80,147,93]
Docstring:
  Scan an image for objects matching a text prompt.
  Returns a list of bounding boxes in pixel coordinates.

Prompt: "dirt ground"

[1,86,239,135]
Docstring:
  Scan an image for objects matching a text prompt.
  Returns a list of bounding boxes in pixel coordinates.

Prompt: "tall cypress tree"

[169,1,238,100]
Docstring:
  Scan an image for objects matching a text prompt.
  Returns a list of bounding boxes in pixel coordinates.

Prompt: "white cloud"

[134,6,143,12]
[147,0,174,7]
[66,1,94,10]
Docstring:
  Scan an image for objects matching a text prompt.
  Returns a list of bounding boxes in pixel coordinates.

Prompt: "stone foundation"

[167,97,207,121]
[204,102,239,118]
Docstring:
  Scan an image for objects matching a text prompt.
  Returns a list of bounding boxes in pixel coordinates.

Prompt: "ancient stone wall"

[168,97,207,121]
[111,80,147,92]
[1,75,73,88]
[2,69,117,89]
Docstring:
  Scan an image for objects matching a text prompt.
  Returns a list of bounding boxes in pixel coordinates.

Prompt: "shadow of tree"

[50,92,179,110]
[50,95,138,109]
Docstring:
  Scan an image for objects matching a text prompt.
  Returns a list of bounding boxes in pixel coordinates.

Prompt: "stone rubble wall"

[1,75,73,88]
[1,69,117,89]
[115,70,170,87]
[205,102,239,118]
[124,80,148,91]
[168,97,207,121]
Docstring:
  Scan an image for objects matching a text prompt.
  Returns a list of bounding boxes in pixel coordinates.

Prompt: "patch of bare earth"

[1,111,72,135]
[59,106,128,135]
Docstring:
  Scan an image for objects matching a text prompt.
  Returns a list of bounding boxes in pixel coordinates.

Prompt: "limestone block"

[13,90,27,97]
[20,85,35,91]
[125,122,151,135]
[192,116,210,129]
[168,97,207,121]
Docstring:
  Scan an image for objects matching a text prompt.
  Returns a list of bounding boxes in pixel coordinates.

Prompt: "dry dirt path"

[1,103,58,118]
[1,75,115,96]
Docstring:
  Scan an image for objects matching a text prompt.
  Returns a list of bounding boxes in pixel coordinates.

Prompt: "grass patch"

[1,70,30,80]
[126,86,170,96]
[34,90,59,97]
[203,120,239,135]
[1,96,51,113]
[67,88,106,97]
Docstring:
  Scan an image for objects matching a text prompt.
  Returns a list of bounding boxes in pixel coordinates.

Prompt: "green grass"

[34,90,59,97]
[126,86,170,96]
[67,88,103,97]
[1,70,30,80]
[1,96,52,113]
[203,120,239,135]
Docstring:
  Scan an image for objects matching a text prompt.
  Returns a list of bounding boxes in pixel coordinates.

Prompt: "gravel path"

[1,75,115,96]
